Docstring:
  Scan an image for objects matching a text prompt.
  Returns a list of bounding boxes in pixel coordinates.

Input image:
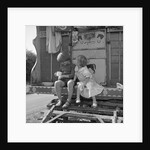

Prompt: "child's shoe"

[56,99,62,106]
[76,99,81,103]
[62,100,71,109]
[92,102,97,108]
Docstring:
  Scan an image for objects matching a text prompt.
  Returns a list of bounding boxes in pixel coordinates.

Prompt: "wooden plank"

[111,56,122,64]
[42,104,56,123]
[108,29,123,33]
[121,32,123,40]
[39,26,46,31]
[54,105,123,116]
[53,110,123,121]
[111,55,119,63]
[106,29,110,86]
[112,110,118,123]
[120,64,123,83]
[110,33,119,41]
[72,49,106,59]
[72,48,105,51]
[111,64,119,79]
[120,41,123,48]
[110,41,120,48]
[108,32,111,82]
[111,48,123,56]
[118,32,121,82]
[46,112,66,123]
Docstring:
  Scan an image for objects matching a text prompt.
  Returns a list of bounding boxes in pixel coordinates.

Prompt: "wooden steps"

[29,86,123,100]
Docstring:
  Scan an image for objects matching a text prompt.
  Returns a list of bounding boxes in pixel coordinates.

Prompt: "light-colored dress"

[75,66,104,98]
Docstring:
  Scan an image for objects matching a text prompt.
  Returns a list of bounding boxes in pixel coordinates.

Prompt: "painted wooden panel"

[72,49,106,59]
[72,30,105,50]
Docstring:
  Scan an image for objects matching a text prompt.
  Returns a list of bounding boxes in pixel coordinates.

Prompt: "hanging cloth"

[55,31,62,52]
[46,26,62,53]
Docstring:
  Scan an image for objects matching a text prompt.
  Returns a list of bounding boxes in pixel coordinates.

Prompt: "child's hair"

[87,64,96,73]
[76,55,88,67]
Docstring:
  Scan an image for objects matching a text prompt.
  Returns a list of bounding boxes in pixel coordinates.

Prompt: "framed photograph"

[8,8,142,142]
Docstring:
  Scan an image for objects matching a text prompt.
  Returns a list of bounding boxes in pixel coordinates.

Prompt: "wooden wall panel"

[110,33,119,41]
[111,48,123,56]
[111,64,119,79]
[107,30,123,86]
[72,49,106,59]
[111,55,119,63]
[110,41,120,48]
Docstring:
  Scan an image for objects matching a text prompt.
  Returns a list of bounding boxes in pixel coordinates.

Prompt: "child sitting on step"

[73,55,104,108]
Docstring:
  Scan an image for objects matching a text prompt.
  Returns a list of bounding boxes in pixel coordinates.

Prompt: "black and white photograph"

[26,26,123,123]
[8,8,142,142]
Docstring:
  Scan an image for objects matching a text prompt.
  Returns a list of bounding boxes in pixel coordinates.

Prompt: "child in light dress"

[74,55,104,108]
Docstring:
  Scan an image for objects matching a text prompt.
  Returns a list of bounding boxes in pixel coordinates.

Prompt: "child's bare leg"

[76,86,81,103]
[92,96,97,108]
[54,80,65,106]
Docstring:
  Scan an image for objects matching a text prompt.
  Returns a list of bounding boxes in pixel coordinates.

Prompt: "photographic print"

[26,26,123,123]
[8,7,142,142]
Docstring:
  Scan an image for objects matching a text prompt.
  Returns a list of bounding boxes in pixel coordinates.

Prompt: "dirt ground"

[26,108,48,123]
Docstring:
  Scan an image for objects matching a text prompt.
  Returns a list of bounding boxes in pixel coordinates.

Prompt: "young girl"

[74,55,104,108]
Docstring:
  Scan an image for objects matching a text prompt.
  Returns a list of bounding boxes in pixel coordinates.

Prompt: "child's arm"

[73,73,77,81]
[83,77,90,85]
